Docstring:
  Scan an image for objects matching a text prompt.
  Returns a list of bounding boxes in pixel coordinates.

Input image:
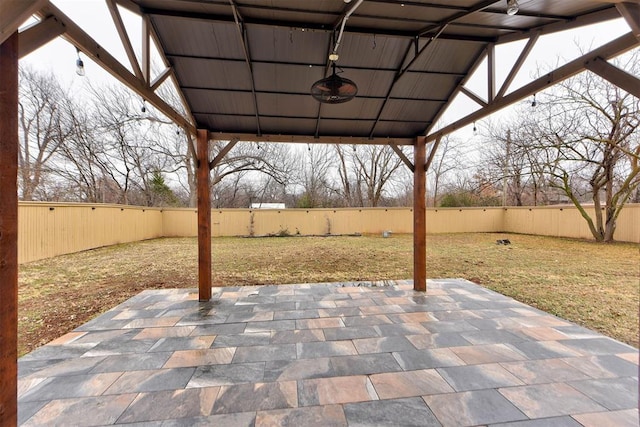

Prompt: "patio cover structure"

[1,0,639,424]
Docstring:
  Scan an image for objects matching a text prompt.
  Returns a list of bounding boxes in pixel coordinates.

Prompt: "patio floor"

[18,279,639,426]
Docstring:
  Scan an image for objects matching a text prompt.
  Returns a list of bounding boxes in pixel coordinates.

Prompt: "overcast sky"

[20,0,634,142]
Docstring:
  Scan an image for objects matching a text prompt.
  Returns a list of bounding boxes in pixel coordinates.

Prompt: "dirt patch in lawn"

[18,233,639,355]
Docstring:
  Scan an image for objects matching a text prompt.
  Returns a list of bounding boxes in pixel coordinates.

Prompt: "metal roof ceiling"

[127,0,629,142]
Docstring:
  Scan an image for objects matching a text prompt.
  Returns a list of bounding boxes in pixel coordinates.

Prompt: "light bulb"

[506,0,519,15]
[75,58,85,76]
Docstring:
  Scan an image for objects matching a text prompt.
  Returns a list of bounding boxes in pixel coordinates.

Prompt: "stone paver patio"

[18,279,639,426]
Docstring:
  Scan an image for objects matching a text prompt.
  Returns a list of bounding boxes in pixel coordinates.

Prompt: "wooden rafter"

[36,2,196,134]
[106,0,144,80]
[585,56,640,99]
[150,67,172,91]
[426,32,640,142]
[496,33,539,99]
[424,47,488,135]
[141,14,150,85]
[209,139,238,170]
[389,143,414,172]
[368,0,497,138]
[18,15,65,58]
[0,0,48,45]
[616,2,640,39]
[487,42,495,102]
[498,7,620,44]
[208,132,414,146]
[459,86,487,107]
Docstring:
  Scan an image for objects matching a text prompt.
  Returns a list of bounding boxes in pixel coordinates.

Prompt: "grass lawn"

[18,232,639,355]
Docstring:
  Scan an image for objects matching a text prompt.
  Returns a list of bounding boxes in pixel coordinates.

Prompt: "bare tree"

[510,52,639,241]
[334,144,358,206]
[81,83,183,206]
[426,135,463,207]
[333,144,406,207]
[197,142,296,208]
[481,119,550,206]
[17,67,73,200]
[296,144,336,208]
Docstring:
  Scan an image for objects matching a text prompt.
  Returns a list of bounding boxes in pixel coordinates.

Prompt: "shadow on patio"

[18,279,639,426]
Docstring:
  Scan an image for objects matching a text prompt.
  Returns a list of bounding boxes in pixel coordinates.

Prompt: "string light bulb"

[506,0,519,15]
[473,122,477,135]
[531,93,537,107]
[75,48,85,76]
[141,99,146,113]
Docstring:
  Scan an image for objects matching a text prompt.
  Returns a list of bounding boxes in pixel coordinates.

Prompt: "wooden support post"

[197,129,212,301]
[0,31,19,426]
[413,136,427,292]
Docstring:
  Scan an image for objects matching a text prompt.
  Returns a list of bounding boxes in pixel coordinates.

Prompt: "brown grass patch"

[18,233,639,355]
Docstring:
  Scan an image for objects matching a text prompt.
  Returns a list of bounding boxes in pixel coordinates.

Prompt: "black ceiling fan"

[310,63,358,104]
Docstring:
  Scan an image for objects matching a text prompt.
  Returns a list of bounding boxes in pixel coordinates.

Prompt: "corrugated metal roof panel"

[238,0,341,24]
[391,74,460,100]
[357,1,455,24]
[337,35,411,69]
[318,119,377,137]
[195,114,257,134]
[372,121,427,138]
[248,26,329,64]
[184,89,255,115]
[259,117,317,135]
[152,16,243,59]
[252,63,325,94]
[172,58,251,90]
[132,0,626,139]
[334,69,395,98]
[256,93,318,118]
[139,0,231,16]
[379,99,442,122]
[408,39,484,73]
[320,98,384,121]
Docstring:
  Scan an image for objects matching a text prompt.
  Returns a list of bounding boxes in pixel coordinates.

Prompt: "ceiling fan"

[310,63,358,104]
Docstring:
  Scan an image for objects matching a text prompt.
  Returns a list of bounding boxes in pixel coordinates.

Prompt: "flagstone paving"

[18,279,639,426]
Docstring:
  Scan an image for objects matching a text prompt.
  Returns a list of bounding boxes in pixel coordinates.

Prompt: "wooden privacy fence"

[19,202,640,264]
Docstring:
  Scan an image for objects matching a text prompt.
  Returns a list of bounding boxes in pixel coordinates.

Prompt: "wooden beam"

[37,3,195,134]
[424,136,442,172]
[106,0,144,80]
[141,14,150,85]
[0,0,48,45]
[209,139,238,170]
[208,132,414,146]
[413,136,427,292]
[497,7,621,44]
[487,42,496,102]
[424,47,487,135]
[389,143,414,172]
[585,56,640,99]
[197,129,212,301]
[209,140,238,170]
[617,3,640,39]
[150,67,172,91]
[496,33,539,99]
[426,32,640,142]
[459,86,487,107]
[18,15,66,58]
[0,31,19,426]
